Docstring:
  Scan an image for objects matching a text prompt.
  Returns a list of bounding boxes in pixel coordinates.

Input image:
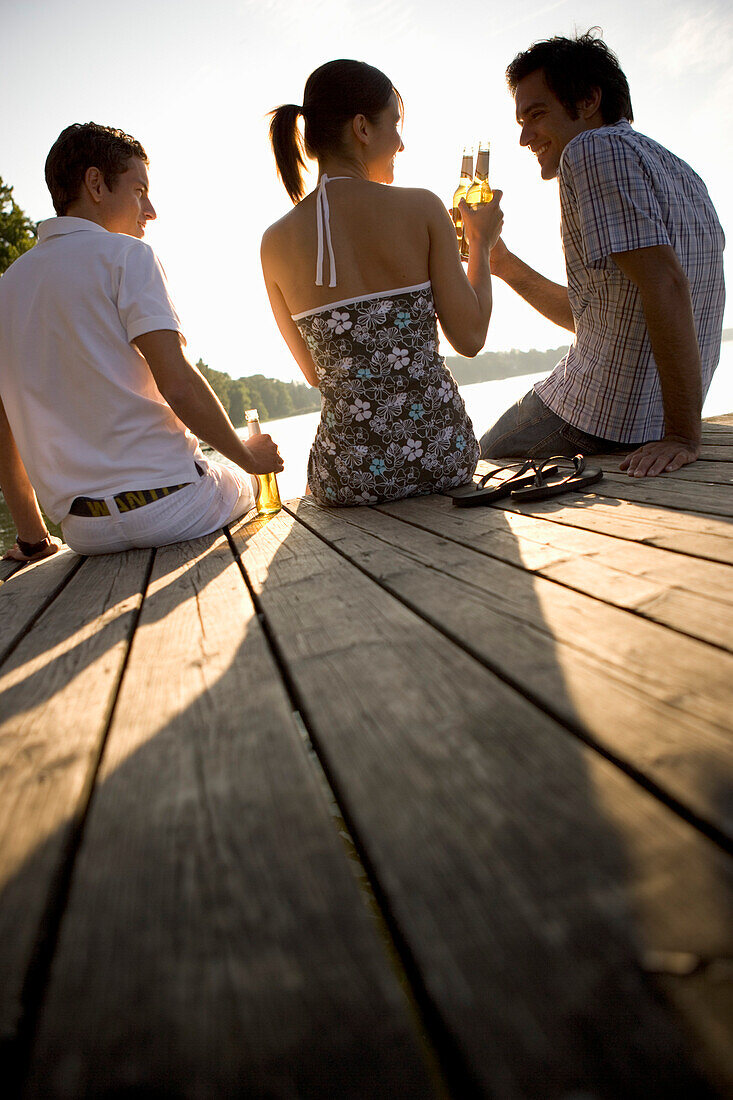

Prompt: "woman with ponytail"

[262,59,503,506]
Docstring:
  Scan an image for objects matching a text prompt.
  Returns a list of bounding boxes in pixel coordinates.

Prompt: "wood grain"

[296,499,733,841]
[0,548,81,665]
[26,527,436,1099]
[0,550,150,1055]
[230,508,732,1097]
[375,494,733,650]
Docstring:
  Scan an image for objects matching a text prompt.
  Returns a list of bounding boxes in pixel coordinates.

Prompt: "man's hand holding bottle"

[459,190,504,257]
[241,433,284,474]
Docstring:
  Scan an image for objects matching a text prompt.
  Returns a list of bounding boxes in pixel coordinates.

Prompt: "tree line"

[196,361,320,426]
[445,345,568,385]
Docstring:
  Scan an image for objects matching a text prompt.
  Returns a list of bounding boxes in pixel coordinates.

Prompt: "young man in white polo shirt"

[481,32,725,479]
[0,122,283,559]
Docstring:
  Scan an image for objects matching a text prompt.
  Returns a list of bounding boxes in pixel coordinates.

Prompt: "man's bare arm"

[489,238,575,332]
[133,330,283,475]
[612,245,702,477]
[0,395,50,544]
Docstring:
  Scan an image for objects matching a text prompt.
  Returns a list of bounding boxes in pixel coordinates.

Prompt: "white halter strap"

[315,174,351,288]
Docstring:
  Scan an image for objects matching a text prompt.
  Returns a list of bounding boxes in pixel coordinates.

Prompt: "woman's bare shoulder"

[261,197,313,251]
[377,186,448,226]
[386,185,445,209]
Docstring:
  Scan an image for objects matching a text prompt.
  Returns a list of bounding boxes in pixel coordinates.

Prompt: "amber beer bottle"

[244,409,281,515]
[451,147,474,261]
[465,141,493,210]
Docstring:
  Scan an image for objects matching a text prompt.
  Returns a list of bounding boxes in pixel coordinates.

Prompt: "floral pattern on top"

[294,284,480,506]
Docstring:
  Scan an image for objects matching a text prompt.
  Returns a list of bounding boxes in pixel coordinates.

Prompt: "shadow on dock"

[0,487,731,1097]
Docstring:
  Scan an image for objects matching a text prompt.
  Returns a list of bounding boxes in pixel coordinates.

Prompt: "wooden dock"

[1,415,732,1098]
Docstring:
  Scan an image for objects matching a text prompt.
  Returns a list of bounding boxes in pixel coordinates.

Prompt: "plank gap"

[0,554,86,670]
[287,502,733,862]
[9,548,157,1094]
[225,524,479,1099]
[495,501,731,565]
[367,505,733,656]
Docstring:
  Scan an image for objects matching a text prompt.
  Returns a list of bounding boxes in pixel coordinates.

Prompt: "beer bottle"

[244,409,282,515]
[465,141,493,209]
[451,147,474,262]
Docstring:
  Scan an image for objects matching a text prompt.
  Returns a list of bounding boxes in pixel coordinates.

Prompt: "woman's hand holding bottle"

[459,190,504,256]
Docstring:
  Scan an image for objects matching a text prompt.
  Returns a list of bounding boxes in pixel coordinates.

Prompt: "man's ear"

[578,86,602,120]
[83,166,106,205]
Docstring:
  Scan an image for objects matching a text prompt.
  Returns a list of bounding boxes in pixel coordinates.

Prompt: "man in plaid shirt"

[482,32,725,478]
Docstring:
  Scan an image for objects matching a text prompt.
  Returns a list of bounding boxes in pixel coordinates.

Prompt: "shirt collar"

[38,216,110,243]
[559,119,634,173]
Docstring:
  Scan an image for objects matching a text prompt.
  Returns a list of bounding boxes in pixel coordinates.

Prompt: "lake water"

[2,342,732,553]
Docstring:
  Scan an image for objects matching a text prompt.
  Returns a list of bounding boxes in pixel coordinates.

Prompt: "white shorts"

[61,458,256,555]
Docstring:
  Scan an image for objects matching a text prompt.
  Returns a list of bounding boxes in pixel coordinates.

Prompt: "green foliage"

[197,360,320,427]
[445,346,568,385]
[0,178,37,275]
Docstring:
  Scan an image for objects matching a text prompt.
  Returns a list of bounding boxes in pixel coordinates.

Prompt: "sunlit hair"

[45,122,148,216]
[506,30,633,125]
[269,59,402,204]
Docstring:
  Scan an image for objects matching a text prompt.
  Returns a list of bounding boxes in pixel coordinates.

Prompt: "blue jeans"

[479,389,630,460]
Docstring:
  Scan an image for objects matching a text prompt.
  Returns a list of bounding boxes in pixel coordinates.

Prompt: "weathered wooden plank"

[704,413,733,426]
[294,499,733,841]
[232,509,732,1097]
[698,445,733,462]
[497,495,733,564]
[465,455,733,563]
[702,426,733,438]
[592,471,733,515]
[375,495,733,650]
[700,432,733,446]
[0,560,22,583]
[0,550,150,1061]
[0,549,81,666]
[591,458,733,484]
[26,527,436,1099]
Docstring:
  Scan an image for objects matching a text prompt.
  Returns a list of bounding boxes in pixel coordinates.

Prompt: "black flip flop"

[447,460,558,508]
[510,454,603,501]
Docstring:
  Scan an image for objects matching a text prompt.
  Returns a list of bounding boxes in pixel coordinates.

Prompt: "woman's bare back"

[263,178,436,316]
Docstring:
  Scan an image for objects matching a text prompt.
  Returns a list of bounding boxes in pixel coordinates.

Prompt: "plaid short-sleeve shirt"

[535,121,725,443]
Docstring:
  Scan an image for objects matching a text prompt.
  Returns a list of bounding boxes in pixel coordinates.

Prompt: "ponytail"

[269,104,308,204]
[269,61,398,206]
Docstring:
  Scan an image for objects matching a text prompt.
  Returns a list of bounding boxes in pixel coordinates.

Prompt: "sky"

[2,0,731,383]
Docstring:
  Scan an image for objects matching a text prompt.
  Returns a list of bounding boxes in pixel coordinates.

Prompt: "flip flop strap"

[476,459,534,490]
[535,453,584,484]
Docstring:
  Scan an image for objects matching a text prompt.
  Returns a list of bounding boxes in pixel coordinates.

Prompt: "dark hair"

[45,122,148,215]
[269,59,400,203]
[506,30,633,124]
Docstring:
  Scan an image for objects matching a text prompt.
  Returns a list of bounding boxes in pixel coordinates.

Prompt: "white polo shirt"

[0,217,201,522]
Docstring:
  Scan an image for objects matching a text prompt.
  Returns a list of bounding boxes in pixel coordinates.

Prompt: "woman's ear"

[352,113,370,146]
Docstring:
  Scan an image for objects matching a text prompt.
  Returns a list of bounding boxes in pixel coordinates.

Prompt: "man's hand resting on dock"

[620,437,700,478]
